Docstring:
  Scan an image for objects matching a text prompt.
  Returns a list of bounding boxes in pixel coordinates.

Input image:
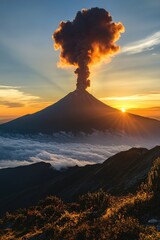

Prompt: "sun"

[121,107,126,113]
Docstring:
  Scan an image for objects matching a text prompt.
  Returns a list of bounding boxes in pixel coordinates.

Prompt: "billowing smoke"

[53,7,125,90]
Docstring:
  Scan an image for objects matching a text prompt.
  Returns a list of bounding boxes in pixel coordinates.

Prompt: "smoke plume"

[53,7,125,90]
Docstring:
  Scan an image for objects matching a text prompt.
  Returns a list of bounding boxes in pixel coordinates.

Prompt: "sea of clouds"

[0,131,159,170]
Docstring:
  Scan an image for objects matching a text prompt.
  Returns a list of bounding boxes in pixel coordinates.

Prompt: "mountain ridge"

[0,145,159,215]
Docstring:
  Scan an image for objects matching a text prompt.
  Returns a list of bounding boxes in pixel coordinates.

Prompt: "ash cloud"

[0,132,158,170]
[53,7,125,90]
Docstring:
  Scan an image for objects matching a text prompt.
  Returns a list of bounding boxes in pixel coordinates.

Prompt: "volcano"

[0,90,160,136]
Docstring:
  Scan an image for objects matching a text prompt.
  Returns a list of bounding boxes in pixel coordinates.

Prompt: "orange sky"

[0,90,159,124]
[0,1,160,124]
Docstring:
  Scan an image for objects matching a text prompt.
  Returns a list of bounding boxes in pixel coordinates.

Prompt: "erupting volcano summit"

[0,7,159,138]
[53,7,125,90]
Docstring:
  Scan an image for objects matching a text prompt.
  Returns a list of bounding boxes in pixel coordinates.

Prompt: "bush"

[79,189,110,213]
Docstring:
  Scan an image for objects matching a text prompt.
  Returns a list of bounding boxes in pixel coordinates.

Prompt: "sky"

[0,0,160,123]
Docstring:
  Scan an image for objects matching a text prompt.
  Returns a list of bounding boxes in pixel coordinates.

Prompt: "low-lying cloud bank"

[0,132,159,170]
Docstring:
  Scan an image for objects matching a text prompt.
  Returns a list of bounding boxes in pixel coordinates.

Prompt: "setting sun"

[121,107,126,113]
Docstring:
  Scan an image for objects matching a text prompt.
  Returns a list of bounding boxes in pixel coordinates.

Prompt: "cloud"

[0,85,21,89]
[100,92,160,102]
[0,100,24,108]
[122,31,160,55]
[0,85,40,108]
[0,132,158,170]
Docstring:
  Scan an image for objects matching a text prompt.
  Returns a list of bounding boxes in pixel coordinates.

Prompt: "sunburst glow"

[121,107,126,113]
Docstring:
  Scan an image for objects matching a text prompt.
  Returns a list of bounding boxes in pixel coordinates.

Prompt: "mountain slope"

[0,146,159,214]
[0,90,159,136]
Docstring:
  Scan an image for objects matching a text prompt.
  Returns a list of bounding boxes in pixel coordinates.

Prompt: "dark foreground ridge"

[0,89,160,136]
[0,145,159,215]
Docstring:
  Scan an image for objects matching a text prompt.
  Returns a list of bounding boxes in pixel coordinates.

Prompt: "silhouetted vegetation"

[0,158,160,239]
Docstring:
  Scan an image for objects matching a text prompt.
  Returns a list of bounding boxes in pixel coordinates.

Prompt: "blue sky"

[0,0,160,121]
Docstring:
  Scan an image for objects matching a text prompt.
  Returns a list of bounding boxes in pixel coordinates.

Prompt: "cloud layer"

[0,132,158,170]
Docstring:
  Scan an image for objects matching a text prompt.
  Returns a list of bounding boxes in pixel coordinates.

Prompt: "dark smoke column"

[53,7,125,91]
[74,53,90,90]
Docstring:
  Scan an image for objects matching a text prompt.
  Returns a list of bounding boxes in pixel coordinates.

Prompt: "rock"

[148,219,159,225]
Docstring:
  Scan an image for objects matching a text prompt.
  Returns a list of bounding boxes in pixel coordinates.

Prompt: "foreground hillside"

[1,156,160,240]
[0,146,160,215]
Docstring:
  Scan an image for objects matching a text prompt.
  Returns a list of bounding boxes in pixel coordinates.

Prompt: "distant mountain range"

[0,145,159,215]
[0,90,159,136]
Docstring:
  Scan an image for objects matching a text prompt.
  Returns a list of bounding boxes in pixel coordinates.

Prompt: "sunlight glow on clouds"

[0,85,40,108]
[122,31,160,55]
[100,92,160,102]
[100,92,160,114]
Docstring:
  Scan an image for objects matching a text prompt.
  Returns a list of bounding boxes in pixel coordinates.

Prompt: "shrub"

[79,189,110,213]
